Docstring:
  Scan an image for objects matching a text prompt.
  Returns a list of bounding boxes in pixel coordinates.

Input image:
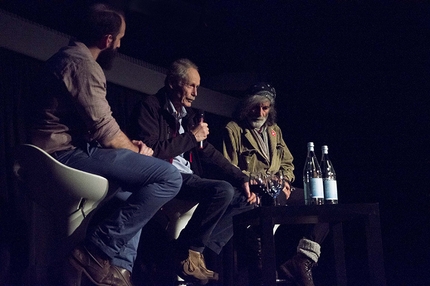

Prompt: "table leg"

[233,219,246,285]
[332,222,347,286]
[260,213,277,286]
[365,208,386,286]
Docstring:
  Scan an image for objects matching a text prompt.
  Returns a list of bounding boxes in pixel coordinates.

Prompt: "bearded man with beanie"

[222,82,329,286]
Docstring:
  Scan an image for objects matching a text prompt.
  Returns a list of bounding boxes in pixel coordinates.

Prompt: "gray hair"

[165,58,198,88]
[235,94,277,126]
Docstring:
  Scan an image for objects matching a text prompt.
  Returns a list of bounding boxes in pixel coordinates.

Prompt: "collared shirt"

[251,125,270,163]
[30,41,121,154]
[167,99,193,174]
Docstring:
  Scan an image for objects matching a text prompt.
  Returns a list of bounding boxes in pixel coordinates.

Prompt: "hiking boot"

[177,249,210,285]
[197,252,219,280]
[69,243,134,286]
[69,244,111,285]
[279,253,316,286]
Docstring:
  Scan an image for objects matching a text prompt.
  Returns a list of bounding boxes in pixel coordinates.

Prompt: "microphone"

[199,110,205,149]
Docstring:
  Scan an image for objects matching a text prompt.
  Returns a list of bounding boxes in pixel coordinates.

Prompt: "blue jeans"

[55,144,182,272]
[175,174,255,255]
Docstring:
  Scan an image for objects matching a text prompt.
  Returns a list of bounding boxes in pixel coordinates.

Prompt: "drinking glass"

[266,170,285,199]
[249,172,267,206]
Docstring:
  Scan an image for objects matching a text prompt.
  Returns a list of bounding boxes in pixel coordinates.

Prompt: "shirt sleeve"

[64,59,121,145]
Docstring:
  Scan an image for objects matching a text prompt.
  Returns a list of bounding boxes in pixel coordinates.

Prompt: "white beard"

[248,117,267,129]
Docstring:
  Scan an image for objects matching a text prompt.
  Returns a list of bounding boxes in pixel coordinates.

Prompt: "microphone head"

[198,109,205,120]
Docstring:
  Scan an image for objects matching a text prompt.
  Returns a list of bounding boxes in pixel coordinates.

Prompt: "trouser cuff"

[205,241,223,255]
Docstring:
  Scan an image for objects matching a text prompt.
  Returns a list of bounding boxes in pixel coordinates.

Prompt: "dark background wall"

[1,0,429,285]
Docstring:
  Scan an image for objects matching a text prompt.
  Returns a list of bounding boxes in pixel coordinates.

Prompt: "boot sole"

[177,270,209,285]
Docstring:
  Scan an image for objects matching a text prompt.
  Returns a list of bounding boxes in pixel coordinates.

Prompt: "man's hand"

[282,181,293,200]
[132,140,154,156]
[191,121,209,142]
[242,181,258,204]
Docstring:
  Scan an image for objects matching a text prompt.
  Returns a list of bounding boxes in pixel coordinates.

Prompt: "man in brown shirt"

[29,4,181,285]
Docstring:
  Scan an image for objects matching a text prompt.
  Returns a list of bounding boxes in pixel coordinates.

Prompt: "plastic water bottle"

[320,145,338,204]
[303,142,324,205]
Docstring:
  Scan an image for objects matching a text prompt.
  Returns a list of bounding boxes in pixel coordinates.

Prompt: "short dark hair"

[76,3,124,46]
[165,58,198,88]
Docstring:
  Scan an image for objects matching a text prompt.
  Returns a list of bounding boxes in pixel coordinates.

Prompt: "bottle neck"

[322,145,328,154]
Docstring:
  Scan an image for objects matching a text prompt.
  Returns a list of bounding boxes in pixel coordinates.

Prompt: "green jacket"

[223,121,295,183]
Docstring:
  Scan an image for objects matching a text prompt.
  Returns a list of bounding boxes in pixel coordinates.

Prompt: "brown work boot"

[107,266,134,286]
[69,244,134,286]
[279,253,316,286]
[177,249,210,285]
[197,252,219,281]
[69,244,111,285]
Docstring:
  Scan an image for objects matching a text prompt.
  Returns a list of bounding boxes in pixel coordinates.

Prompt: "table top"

[233,203,381,225]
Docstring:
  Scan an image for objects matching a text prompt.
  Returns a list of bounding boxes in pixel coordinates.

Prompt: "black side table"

[232,203,386,286]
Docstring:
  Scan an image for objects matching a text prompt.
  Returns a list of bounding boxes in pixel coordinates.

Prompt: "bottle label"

[310,178,324,198]
[323,179,338,200]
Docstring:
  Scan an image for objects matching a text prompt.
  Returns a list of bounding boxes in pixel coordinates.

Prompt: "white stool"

[13,144,118,285]
[160,198,198,283]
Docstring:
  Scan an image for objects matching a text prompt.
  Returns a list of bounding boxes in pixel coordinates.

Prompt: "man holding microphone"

[128,58,257,285]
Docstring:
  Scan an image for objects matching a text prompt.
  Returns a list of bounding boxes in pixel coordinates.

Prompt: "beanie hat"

[246,82,276,101]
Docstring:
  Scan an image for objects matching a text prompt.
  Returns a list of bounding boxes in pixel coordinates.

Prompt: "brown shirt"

[30,41,121,154]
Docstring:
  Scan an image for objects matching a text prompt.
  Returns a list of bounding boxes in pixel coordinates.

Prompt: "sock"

[296,238,321,263]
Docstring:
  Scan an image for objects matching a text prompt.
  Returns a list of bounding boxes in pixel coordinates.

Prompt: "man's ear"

[99,34,113,49]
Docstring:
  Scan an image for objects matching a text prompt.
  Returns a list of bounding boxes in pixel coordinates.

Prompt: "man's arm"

[130,95,197,159]
[201,142,256,203]
[275,126,295,183]
[104,130,153,156]
[222,123,241,168]
[202,142,248,184]
[104,130,138,151]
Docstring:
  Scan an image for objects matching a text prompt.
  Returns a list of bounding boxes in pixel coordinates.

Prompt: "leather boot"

[69,244,111,285]
[69,243,134,286]
[197,252,219,280]
[177,249,210,285]
[279,253,316,286]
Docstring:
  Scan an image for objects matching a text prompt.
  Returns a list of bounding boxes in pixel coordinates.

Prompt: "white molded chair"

[158,198,198,284]
[161,199,199,241]
[13,144,116,284]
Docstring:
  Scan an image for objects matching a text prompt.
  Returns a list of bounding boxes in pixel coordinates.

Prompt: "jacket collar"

[156,87,196,130]
[243,124,278,165]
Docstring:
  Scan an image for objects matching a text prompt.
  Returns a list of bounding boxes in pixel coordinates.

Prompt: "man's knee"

[214,180,235,201]
[157,162,182,196]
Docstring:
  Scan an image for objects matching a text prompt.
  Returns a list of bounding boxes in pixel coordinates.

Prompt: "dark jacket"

[128,87,248,186]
